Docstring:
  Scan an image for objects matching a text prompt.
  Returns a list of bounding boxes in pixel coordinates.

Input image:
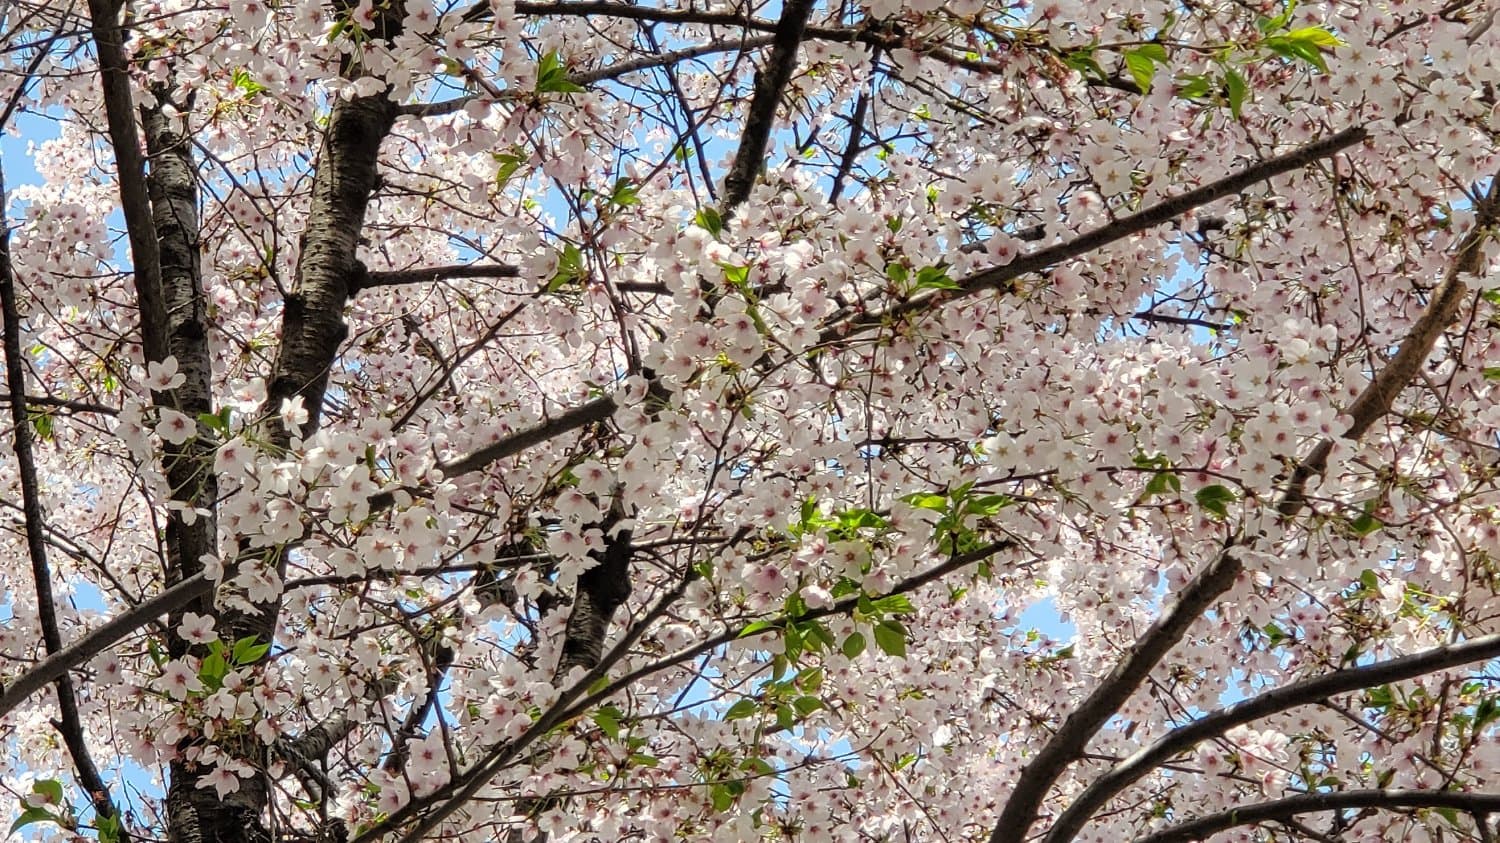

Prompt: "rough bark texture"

[558,499,634,676]
[987,175,1500,843]
[267,90,395,448]
[1,164,127,838]
[141,90,254,843]
[142,97,219,637]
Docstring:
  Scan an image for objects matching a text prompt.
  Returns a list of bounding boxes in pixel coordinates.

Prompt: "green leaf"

[231,636,273,663]
[774,703,796,731]
[793,695,824,717]
[782,622,804,661]
[870,594,915,615]
[31,780,63,806]
[535,50,586,94]
[694,207,724,238]
[593,705,623,738]
[1143,471,1180,497]
[841,632,867,659]
[199,649,228,691]
[724,698,758,721]
[1193,484,1237,519]
[1123,46,1163,93]
[873,620,907,659]
[720,263,750,288]
[740,757,775,776]
[1224,68,1248,119]
[608,177,639,208]
[1262,28,1340,72]
[1256,0,1298,34]
[231,68,268,97]
[963,493,1011,516]
[1283,25,1343,48]
[1175,73,1214,100]
[97,811,123,843]
[1482,366,1500,381]
[29,410,52,441]
[709,783,739,812]
[803,620,837,653]
[1350,510,1383,537]
[9,806,60,836]
[902,492,949,511]
[1061,47,1106,80]
[737,620,778,638]
[913,264,958,291]
[493,151,525,187]
[545,243,586,292]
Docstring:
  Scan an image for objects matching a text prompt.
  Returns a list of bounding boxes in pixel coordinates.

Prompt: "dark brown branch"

[397,38,775,118]
[354,539,1014,843]
[556,496,633,677]
[0,574,213,720]
[1129,311,1232,332]
[85,0,169,365]
[1,161,128,840]
[1135,790,1500,843]
[435,394,617,479]
[0,393,117,415]
[988,545,1243,843]
[357,262,520,291]
[988,167,1500,843]
[719,0,816,216]
[1046,632,1500,843]
[824,125,1370,345]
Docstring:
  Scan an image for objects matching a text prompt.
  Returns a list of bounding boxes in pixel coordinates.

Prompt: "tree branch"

[720,0,816,216]
[84,0,168,365]
[1134,790,1500,843]
[1,159,128,841]
[988,165,1500,843]
[397,38,775,118]
[823,125,1370,345]
[1046,632,1500,843]
[356,262,519,291]
[432,394,618,481]
[0,573,212,720]
[352,540,1015,843]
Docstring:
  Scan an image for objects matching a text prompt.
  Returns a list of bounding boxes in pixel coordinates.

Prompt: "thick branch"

[1135,790,1500,843]
[84,0,168,365]
[988,167,1500,843]
[353,539,1014,843]
[1046,632,1500,843]
[1,162,127,840]
[0,574,213,720]
[720,0,816,215]
[357,262,519,291]
[435,394,617,480]
[823,126,1369,345]
[988,547,1243,842]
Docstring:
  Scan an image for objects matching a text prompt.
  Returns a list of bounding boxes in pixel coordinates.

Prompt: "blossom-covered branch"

[1135,790,1500,843]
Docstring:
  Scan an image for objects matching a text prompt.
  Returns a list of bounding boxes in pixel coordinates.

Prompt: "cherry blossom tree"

[3,0,1500,840]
